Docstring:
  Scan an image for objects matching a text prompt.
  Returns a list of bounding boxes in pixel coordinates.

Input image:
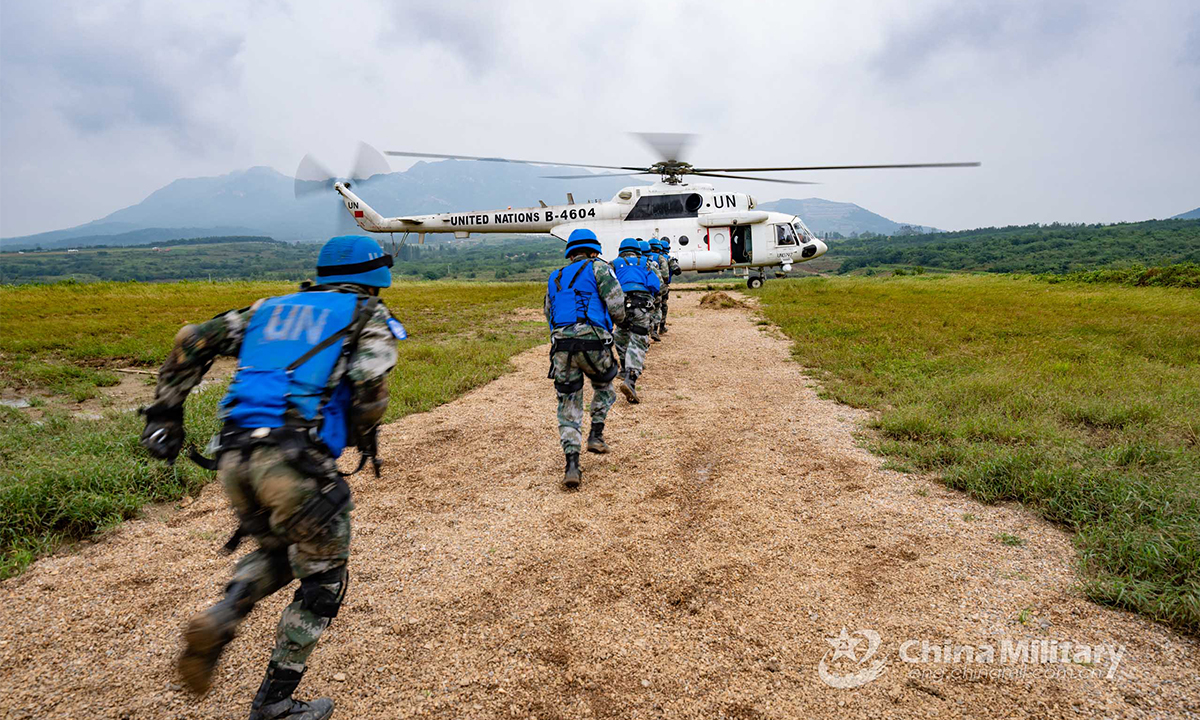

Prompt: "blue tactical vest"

[611,254,660,295]
[548,259,612,331]
[220,290,367,457]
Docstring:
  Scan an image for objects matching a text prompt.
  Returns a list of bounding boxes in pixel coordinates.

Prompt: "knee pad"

[555,377,585,395]
[294,565,347,619]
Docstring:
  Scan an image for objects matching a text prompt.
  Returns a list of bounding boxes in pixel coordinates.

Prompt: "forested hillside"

[0,235,566,284]
[832,219,1200,274]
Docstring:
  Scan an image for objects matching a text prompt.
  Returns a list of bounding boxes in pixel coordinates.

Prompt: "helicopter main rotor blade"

[541,171,653,180]
[690,171,821,185]
[295,154,339,199]
[691,162,981,172]
[631,132,695,162]
[383,150,640,173]
[350,142,391,182]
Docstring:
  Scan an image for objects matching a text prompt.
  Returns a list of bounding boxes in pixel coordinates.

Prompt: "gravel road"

[1,291,1196,719]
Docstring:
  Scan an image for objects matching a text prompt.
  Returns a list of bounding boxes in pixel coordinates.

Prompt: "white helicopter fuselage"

[334,180,828,275]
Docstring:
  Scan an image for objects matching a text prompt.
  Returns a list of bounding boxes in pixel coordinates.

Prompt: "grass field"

[756,275,1200,631]
[0,280,545,577]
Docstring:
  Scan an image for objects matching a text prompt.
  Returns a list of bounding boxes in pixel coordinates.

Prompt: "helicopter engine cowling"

[674,250,724,271]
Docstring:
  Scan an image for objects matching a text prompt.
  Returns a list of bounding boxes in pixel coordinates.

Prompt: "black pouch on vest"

[625,291,654,310]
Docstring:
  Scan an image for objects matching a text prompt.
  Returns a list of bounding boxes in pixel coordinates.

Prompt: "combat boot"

[563,452,582,489]
[247,664,334,720]
[659,322,668,334]
[586,422,610,454]
[179,580,256,695]
[650,329,661,342]
[618,374,640,404]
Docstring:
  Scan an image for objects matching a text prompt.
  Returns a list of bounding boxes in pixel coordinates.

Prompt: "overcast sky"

[2,0,1198,237]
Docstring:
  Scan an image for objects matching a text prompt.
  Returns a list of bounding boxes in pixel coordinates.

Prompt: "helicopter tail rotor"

[350,141,391,182]
[294,142,392,200]
[294,154,338,199]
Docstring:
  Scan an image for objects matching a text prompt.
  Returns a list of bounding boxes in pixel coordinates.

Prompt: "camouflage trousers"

[651,296,663,334]
[659,290,670,327]
[550,343,618,455]
[613,306,654,380]
[218,445,351,674]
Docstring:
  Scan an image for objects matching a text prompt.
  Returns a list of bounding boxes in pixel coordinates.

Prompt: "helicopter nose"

[801,239,828,260]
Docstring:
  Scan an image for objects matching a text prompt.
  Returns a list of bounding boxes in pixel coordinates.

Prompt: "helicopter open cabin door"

[731,225,752,264]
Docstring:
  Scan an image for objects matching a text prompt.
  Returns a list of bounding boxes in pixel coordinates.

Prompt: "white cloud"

[2,0,1198,237]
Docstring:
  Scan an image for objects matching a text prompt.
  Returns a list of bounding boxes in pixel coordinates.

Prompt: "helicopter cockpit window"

[793,221,815,244]
[775,223,799,246]
[624,194,703,221]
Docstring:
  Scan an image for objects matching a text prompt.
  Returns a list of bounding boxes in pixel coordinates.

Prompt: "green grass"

[756,274,1200,632]
[0,280,545,577]
[995,533,1026,547]
[1038,262,1200,289]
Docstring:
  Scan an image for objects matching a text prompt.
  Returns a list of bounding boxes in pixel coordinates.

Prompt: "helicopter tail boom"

[334,182,385,231]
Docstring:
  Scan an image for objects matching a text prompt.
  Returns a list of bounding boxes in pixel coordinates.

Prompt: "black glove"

[139,403,185,464]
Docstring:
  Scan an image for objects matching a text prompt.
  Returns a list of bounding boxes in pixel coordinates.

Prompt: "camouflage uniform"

[149,283,397,681]
[647,257,666,340]
[611,251,655,384]
[544,260,626,455]
[660,255,680,331]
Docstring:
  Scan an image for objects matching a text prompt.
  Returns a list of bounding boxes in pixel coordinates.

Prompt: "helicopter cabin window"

[624,193,703,221]
[775,223,799,246]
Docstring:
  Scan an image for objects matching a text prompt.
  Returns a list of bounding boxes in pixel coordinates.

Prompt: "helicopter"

[299,135,979,289]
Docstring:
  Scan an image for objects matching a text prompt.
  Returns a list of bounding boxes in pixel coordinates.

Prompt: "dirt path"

[1,292,1196,719]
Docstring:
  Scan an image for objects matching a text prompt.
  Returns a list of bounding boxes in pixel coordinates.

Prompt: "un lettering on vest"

[262,304,332,344]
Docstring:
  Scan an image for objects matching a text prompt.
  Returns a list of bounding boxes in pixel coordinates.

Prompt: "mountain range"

[4,160,944,249]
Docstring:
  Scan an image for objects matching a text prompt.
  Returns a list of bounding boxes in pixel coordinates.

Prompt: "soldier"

[140,235,404,720]
[610,238,660,404]
[652,238,680,334]
[639,240,666,343]
[545,228,625,489]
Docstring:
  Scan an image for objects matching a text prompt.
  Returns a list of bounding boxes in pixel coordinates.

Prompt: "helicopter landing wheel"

[747,276,764,290]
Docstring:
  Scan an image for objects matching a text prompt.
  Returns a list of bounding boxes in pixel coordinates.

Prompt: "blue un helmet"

[316,235,393,288]
[618,237,641,254]
[564,228,602,258]
[650,238,667,253]
[637,240,651,255]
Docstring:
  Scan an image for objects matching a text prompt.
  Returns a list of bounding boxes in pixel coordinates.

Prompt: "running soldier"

[653,238,680,334]
[545,228,625,488]
[610,238,660,404]
[140,235,404,720]
[638,239,665,343]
